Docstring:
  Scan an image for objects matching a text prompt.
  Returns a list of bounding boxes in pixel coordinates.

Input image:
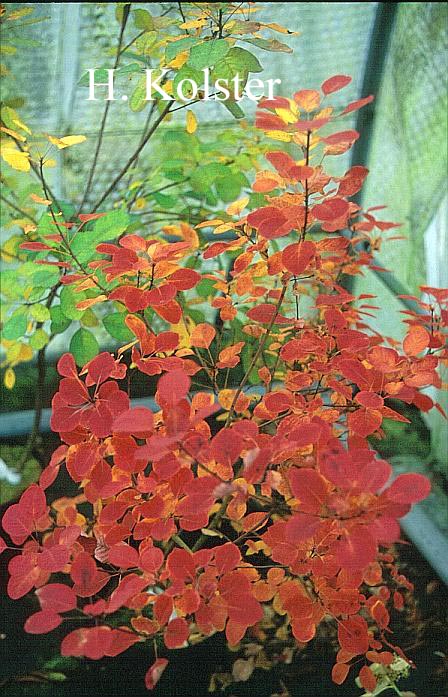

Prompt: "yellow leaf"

[195,219,225,229]
[23,223,37,235]
[180,18,207,30]
[264,130,292,142]
[42,158,56,168]
[275,107,297,124]
[47,134,87,149]
[76,295,107,311]
[30,193,52,205]
[226,196,249,216]
[12,118,32,134]
[1,126,26,141]
[1,147,30,171]
[186,110,198,134]
[262,22,299,35]
[167,50,189,69]
[4,367,15,389]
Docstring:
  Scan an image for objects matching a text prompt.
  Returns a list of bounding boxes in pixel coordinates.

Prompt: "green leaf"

[103,313,134,341]
[191,163,228,194]
[133,8,154,30]
[50,305,71,335]
[188,39,230,70]
[129,74,147,112]
[60,285,86,321]
[196,278,217,298]
[30,304,51,322]
[173,66,203,99]
[215,175,240,202]
[80,308,99,327]
[30,328,49,350]
[2,310,27,340]
[70,209,130,264]
[165,37,201,62]
[69,328,100,366]
[212,47,262,83]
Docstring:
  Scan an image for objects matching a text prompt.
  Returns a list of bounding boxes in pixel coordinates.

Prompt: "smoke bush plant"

[1,10,447,692]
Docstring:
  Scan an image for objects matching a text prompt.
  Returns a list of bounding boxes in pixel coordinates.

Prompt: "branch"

[76,3,131,213]
[0,194,37,225]
[91,101,172,212]
[225,280,288,426]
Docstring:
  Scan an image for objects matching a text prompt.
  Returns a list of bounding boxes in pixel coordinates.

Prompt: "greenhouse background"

[0,3,447,697]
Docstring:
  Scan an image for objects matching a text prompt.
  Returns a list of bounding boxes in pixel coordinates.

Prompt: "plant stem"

[91,101,172,212]
[0,194,37,225]
[76,3,131,214]
[225,281,288,426]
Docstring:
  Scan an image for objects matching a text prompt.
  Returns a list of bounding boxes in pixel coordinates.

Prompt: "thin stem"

[225,281,288,426]
[0,194,37,225]
[77,3,131,214]
[91,101,172,212]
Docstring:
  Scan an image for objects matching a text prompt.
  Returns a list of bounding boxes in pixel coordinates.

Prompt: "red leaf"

[348,408,382,437]
[107,574,148,613]
[156,369,190,408]
[321,75,352,95]
[2,504,32,544]
[385,473,431,504]
[334,528,377,570]
[288,468,328,513]
[24,610,62,634]
[214,543,241,575]
[108,543,140,569]
[359,666,377,692]
[285,512,321,542]
[145,658,169,690]
[113,407,154,435]
[210,429,243,470]
[338,615,369,654]
[341,95,374,115]
[403,325,430,356]
[109,286,150,312]
[164,617,189,649]
[85,352,115,384]
[36,583,77,612]
[354,391,384,409]
[139,545,164,574]
[20,242,52,251]
[61,626,113,659]
[246,303,288,324]
[313,198,349,222]
[168,268,201,290]
[154,593,173,626]
[146,284,177,306]
[282,240,316,275]
[332,663,350,684]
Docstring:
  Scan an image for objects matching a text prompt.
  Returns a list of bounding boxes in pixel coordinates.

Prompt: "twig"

[225,281,288,426]
[0,194,37,225]
[91,101,172,212]
[77,3,131,214]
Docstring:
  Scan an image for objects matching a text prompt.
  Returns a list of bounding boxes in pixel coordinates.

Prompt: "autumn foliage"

[2,74,447,693]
